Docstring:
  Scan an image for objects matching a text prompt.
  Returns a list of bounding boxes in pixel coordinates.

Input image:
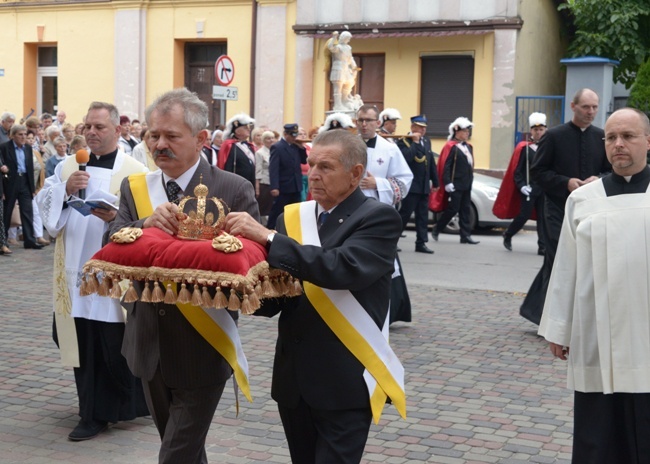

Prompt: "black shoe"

[24,243,44,249]
[396,247,402,253]
[431,227,439,241]
[538,248,546,256]
[460,237,480,245]
[503,234,512,251]
[415,244,434,254]
[400,233,406,238]
[68,419,108,441]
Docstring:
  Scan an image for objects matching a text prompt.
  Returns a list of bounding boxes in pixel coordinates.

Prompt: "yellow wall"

[0,4,117,122]
[312,33,495,168]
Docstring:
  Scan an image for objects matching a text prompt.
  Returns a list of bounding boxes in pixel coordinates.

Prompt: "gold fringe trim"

[124,282,139,303]
[141,281,152,302]
[177,283,191,304]
[151,282,165,303]
[201,286,213,308]
[214,286,228,308]
[191,285,203,307]
[164,284,177,304]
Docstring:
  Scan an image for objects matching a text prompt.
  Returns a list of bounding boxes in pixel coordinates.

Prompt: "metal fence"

[514,96,565,147]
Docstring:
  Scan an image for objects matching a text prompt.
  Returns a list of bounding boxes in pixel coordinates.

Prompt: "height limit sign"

[215,55,235,86]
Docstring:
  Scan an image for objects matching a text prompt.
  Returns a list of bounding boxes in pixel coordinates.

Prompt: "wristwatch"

[266,231,276,250]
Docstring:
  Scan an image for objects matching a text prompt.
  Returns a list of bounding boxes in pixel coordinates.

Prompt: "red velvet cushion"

[89,228,267,280]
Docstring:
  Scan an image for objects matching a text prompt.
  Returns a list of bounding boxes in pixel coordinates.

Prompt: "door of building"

[185,43,227,130]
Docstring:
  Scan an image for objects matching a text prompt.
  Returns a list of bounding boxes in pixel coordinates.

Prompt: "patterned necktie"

[318,211,330,230]
[166,180,182,204]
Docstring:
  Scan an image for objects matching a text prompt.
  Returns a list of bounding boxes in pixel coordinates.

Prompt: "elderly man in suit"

[109,88,259,464]
[226,129,406,463]
[266,123,307,229]
[1,124,41,249]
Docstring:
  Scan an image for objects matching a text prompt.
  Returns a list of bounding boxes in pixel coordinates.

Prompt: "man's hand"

[225,212,272,245]
[359,171,377,190]
[90,208,117,223]
[0,165,8,174]
[410,133,421,143]
[143,202,180,235]
[270,189,280,197]
[583,175,599,185]
[567,178,584,192]
[65,171,90,196]
[549,342,569,361]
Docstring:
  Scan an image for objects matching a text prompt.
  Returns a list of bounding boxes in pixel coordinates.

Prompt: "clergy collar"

[88,148,118,168]
[365,135,377,148]
[610,165,650,184]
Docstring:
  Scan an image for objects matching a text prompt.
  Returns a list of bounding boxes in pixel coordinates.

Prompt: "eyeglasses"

[603,133,647,144]
[357,118,377,124]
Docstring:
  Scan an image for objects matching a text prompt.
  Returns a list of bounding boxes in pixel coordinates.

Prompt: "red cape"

[429,140,458,212]
[492,141,537,220]
[217,138,238,170]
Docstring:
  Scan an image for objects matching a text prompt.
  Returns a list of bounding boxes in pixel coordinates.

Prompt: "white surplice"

[539,179,650,394]
[362,135,413,206]
[37,151,148,323]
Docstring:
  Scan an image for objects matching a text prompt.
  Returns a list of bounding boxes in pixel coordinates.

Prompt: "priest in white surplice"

[36,102,149,441]
[539,108,650,464]
[356,104,413,324]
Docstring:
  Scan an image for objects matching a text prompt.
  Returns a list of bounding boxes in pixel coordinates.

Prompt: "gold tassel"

[254,281,262,298]
[272,278,284,296]
[177,283,191,304]
[110,279,122,299]
[191,285,203,307]
[262,276,274,297]
[201,286,213,308]
[248,290,261,311]
[87,273,100,294]
[164,283,177,304]
[79,276,90,296]
[214,286,228,308]
[141,281,152,302]
[228,288,241,310]
[293,278,303,295]
[240,294,253,315]
[151,281,165,303]
[123,281,139,303]
[98,276,112,297]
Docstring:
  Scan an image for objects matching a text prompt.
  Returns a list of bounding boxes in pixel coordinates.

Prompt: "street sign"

[212,85,239,101]
[215,55,235,86]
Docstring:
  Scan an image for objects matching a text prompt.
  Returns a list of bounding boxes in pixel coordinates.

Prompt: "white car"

[405,173,510,233]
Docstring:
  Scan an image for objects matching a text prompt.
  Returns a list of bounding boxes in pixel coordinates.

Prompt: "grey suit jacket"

[256,189,402,410]
[110,159,260,388]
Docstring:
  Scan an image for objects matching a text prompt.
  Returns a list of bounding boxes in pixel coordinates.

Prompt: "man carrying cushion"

[225,129,406,463]
[109,88,259,463]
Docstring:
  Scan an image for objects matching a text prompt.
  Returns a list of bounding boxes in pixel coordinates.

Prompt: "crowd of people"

[3,85,648,464]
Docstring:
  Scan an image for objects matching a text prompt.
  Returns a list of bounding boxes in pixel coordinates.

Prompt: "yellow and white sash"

[128,172,252,402]
[284,200,406,423]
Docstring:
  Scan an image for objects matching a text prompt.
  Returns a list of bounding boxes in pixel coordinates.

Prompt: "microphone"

[75,149,90,199]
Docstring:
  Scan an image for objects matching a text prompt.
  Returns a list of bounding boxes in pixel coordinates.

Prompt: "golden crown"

[176,176,230,240]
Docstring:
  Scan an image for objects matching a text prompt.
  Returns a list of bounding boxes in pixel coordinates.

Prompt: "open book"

[67,191,119,217]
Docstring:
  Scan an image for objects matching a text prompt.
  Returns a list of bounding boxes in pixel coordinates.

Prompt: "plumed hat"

[448,117,473,140]
[528,112,547,128]
[379,108,402,125]
[225,113,255,138]
[318,113,355,134]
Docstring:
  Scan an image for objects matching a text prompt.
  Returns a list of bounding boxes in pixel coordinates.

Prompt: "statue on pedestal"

[326,31,363,112]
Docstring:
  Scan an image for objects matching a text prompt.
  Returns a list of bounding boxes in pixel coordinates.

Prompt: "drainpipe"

[250,0,257,117]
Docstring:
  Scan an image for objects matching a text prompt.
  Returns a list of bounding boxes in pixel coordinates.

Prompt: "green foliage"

[559,0,650,88]
[628,59,650,112]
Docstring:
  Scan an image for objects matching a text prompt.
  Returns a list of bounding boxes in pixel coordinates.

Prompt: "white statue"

[326,31,363,112]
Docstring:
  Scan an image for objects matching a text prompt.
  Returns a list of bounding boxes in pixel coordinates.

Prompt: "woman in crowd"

[45,136,69,178]
[131,129,157,170]
[62,123,75,146]
[255,130,275,223]
[68,135,87,155]
[251,127,265,152]
[26,130,48,246]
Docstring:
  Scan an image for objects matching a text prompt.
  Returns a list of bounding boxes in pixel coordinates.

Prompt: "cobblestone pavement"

[0,244,573,463]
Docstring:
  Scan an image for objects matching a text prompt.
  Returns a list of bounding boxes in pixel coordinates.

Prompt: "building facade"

[0,0,566,167]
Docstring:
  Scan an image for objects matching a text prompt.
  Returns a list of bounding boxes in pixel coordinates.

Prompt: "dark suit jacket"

[257,189,401,410]
[0,140,35,198]
[442,143,474,191]
[109,159,260,389]
[397,136,438,193]
[269,138,307,194]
